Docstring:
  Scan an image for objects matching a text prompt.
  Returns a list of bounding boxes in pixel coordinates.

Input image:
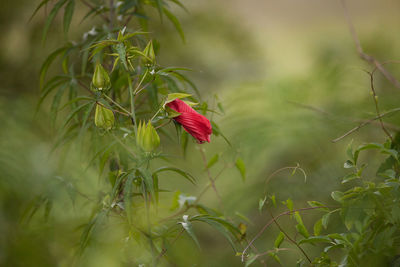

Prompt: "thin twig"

[103,94,132,115]
[81,0,110,23]
[266,208,311,263]
[340,0,400,89]
[156,229,185,261]
[367,70,393,141]
[264,164,306,194]
[332,107,400,142]
[158,164,229,223]
[199,147,222,205]
[96,101,130,117]
[241,206,336,262]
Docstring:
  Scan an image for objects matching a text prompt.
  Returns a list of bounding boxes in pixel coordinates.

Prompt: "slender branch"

[199,147,222,205]
[155,120,171,129]
[158,164,229,223]
[133,69,149,95]
[96,101,130,117]
[241,206,336,262]
[332,107,400,142]
[156,229,185,261]
[266,208,311,263]
[340,0,400,89]
[367,70,393,141]
[81,0,110,23]
[127,74,138,131]
[103,94,131,115]
[264,164,306,194]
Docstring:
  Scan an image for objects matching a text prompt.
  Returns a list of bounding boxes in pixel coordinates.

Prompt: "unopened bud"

[95,104,114,130]
[136,121,160,152]
[92,63,111,92]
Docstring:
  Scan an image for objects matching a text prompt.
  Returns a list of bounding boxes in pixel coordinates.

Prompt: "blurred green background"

[2,0,400,266]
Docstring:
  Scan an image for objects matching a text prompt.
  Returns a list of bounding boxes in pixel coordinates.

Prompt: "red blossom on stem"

[166,99,212,143]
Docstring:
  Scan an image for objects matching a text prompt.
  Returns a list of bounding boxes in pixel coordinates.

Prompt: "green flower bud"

[136,121,160,152]
[95,104,114,130]
[92,63,111,92]
[143,40,155,66]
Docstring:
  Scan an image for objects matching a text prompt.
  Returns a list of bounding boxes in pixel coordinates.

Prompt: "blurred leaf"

[313,219,323,236]
[307,201,329,211]
[180,216,200,249]
[298,236,331,245]
[274,231,285,248]
[259,196,266,213]
[206,153,219,169]
[153,166,196,184]
[63,0,75,35]
[294,211,309,238]
[42,0,68,43]
[29,0,51,21]
[163,7,185,42]
[40,47,69,88]
[322,212,331,229]
[235,158,246,181]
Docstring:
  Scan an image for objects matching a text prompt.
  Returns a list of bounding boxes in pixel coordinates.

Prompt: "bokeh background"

[2,0,400,266]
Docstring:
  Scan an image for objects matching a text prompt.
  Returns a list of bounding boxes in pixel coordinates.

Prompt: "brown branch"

[266,208,311,263]
[332,107,400,143]
[81,0,110,23]
[156,229,184,261]
[241,206,336,262]
[368,70,393,141]
[340,0,400,89]
[199,147,222,206]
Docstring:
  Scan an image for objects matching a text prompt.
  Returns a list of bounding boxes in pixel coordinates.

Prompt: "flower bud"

[143,40,155,66]
[92,63,111,92]
[95,104,114,130]
[136,121,160,152]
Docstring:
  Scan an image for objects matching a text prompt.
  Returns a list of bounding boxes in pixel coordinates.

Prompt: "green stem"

[103,94,131,115]
[133,69,149,95]
[127,74,138,136]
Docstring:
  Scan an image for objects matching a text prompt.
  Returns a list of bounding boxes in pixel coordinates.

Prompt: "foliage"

[30,0,246,266]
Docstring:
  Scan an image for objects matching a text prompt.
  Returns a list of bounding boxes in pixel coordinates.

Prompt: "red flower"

[166,99,212,143]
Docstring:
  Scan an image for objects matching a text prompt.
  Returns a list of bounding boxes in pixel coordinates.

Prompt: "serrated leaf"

[235,158,246,181]
[274,231,285,248]
[114,43,128,70]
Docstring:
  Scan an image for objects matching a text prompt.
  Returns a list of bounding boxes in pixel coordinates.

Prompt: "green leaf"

[180,216,200,249]
[294,211,309,238]
[322,212,331,229]
[235,158,246,181]
[331,191,344,203]
[63,0,75,35]
[29,0,51,21]
[206,153,219,169]
[42,0,68,43]
[298,236,331,245]
[258,196,266,213]
[78,210,107,256]
[344,160,354,169]
[313,219,323,236]
[163,7,185,42]
[40,47,69,88]
[307,201,329,211]
[274,231,285,248]
[153,167,196,185]
[114,43,128,70]
[285,198,294,212]
[124,174,135,224]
